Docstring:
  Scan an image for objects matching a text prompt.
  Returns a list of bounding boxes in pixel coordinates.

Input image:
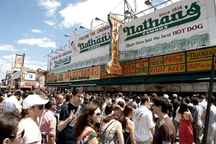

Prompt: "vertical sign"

[15,54,25,69]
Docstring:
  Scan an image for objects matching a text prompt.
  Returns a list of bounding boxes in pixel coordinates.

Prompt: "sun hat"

[22,94,49,109]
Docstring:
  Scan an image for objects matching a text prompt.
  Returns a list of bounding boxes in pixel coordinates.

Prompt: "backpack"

[100,120,119,144]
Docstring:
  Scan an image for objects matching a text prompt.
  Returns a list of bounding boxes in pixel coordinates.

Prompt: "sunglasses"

[95,113,101,116]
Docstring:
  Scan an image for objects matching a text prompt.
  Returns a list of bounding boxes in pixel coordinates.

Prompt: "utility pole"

[202,54,215,144]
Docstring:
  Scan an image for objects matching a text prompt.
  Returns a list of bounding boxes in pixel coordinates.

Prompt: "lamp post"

[95,17,108,24]
[144,0,156,11]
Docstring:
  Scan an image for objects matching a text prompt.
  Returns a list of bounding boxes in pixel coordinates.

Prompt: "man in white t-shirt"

[17,94,48,144]
[134,96,155,144]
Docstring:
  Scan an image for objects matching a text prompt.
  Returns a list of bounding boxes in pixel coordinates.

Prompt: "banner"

[15,54,25,69]
[119,0,216,61]
[50,25,111,72]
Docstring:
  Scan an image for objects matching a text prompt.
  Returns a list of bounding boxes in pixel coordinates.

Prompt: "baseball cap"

[163,94,169,99]
[22,94,49,109]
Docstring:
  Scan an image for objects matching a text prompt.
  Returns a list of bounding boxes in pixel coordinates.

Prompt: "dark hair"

[122,105,134,130]
[104,104,113,115]
[140,96,149,105]
[0,112,19,143]
[123,105,133,117]
[45,97,55,109]
[191,97,199,105]
[75,104,98,138]
[72,87,84,96]
[65,93,71,102]
[14,90,22,97]
[178,102,188,114]
[153,97,169,114]
[117,101,125,109]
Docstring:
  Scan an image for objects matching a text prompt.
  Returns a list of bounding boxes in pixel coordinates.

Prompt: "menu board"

[149,52,185,75]
[187,47,216,72]
[164,53,185,65]
[149,56,163,66]
[135,59,148,74]
[122,61,136,75]
[187,47,216,62]
[187,60,212,72]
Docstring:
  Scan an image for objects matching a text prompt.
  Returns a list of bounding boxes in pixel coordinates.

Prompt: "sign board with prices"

[187,47,216,72]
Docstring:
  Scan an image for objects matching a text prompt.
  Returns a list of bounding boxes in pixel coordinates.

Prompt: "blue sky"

[0,0,173,79]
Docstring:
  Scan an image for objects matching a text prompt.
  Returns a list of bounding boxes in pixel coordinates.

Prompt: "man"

[2,90,22,114]
[134,95,155,144]
[39,97,57,144]
[152,97,176,144]
[57,87,84,144]
[18,94,49,144]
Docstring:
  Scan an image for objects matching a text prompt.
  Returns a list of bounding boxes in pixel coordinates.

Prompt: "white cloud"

[39,0,61,16]
[59,0,150,28]
[32,29,42,33]
[17,37,57,48]
[59,0,181,29]
[2,54,15,61]
[25,59,47,70]
[44,20,56,26]
[0,44,15,52]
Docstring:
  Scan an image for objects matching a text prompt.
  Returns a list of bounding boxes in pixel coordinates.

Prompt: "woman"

[75,104,101,144]
[122,105,136,144]
[100,104,124,144]
[178,102,193,144]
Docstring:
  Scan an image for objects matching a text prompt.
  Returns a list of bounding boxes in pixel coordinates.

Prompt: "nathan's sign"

[123,2,201,41]
[120,0,216,61]
[78,25,111,53]
[54,56,71,68]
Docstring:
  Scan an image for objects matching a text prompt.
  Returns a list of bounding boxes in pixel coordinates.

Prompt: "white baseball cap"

[163,94,169,99]
[22,94,49,109]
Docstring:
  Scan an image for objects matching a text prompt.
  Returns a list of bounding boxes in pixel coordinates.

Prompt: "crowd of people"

[0,88,216,144]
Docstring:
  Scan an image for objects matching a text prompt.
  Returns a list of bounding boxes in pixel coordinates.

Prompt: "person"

[134,96,155,144]
[75,104,101,144]
[122,105,136,144]
[0,112,21,144]
[202,97,216,144]
[0,95,4,112]
[17,94,49,144]
[152,97,176,144]
[101,104,124,144]
[2,90,22,114]
[39,97,57,144]
[57,87,84,144]
[178,102,193,144]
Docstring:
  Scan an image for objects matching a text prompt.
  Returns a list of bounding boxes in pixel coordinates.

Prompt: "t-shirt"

[57,103,81,144]
[134,105,155,142]
[39,110,56,144]
[18,117,42,144]
[59,103,79,121]
[153,115,176,144]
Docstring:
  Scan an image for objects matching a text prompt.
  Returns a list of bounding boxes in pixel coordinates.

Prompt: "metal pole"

[202,54,215,144]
